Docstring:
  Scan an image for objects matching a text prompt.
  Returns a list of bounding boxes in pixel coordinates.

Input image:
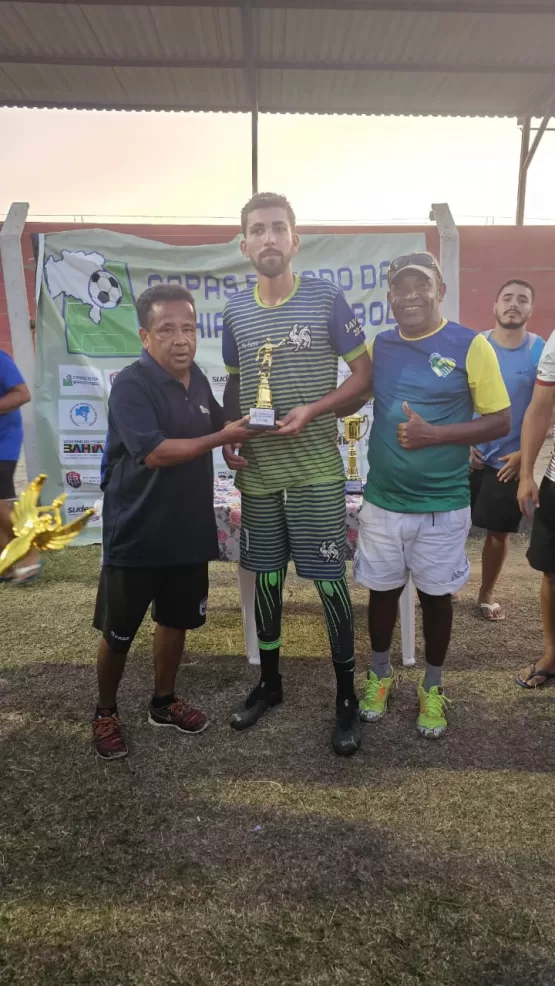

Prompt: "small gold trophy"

[0,474,94,576]
[248,336,287,430]
[338,414,370,494]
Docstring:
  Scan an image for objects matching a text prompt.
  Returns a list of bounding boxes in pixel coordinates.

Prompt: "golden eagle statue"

[0,474,94,577]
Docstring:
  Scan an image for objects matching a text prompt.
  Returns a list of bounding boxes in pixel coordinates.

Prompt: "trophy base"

[345,479,363,495]
[248,407,278,430]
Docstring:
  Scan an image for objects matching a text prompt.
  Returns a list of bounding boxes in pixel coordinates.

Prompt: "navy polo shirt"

[101,350,225,567]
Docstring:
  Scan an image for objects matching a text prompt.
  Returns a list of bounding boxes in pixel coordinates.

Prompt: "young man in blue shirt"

[92,284,257,760]
[0,349,41,584]
[471,280,543,621]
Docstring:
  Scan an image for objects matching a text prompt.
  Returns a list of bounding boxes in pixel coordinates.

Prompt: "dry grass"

[1,538,555,985]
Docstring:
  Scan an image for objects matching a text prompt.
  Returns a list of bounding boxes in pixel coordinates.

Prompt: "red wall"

[1,221,554,357]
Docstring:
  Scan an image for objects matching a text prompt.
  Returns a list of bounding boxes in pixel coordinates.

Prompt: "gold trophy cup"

[248,336,287,430]
[338,414,370,494]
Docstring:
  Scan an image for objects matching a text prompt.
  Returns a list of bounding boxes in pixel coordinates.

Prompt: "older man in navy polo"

[92,284,256,760]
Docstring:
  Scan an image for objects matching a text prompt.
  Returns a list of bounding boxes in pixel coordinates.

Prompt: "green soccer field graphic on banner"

[44,249,141,357]
[65,260,140,357]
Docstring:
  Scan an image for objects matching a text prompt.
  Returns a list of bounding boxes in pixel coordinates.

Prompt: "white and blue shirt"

[476,330,544,470]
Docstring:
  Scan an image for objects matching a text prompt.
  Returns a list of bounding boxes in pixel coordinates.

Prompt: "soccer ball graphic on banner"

[88,269,123,309]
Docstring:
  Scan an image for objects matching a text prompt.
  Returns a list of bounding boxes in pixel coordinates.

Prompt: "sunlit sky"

[1,108,555,226]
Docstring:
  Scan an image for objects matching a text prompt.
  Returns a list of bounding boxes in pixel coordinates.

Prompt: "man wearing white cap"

[350,252,511,738]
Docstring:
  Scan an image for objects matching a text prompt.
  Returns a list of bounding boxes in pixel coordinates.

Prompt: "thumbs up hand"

[397,401,438,449]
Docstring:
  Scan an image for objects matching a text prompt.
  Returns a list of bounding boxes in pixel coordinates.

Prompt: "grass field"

[1,538,555,985]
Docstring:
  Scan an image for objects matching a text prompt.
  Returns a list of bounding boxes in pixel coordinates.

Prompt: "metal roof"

[1,1,555,116]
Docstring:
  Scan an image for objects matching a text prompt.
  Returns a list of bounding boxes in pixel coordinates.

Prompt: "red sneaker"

[92,713,128,760]
[148,697,208,734]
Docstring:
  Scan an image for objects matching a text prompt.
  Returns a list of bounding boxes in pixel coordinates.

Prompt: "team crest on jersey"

[319,540,340,562]
[429,353,456,377]
[288,324,312,351]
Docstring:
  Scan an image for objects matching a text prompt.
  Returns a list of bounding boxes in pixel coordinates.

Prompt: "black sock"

[259,647,281,688]
[151,693,175,709]
[95,705,117,718]
[255,568,287,686]
[334,664,356,705]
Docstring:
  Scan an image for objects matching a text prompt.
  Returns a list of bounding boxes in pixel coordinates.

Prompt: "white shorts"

[353,502,471,596]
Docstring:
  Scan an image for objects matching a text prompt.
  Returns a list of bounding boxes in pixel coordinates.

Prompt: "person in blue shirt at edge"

[0,349,42,585]
[470,280,544,621]
[92,283,260,761]
[337,252,511,739]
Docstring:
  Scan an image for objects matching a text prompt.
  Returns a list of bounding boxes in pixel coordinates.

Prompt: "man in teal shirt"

[352,253,510,738]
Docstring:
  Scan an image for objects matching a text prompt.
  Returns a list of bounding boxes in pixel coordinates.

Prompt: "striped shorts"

[240,481,347,580]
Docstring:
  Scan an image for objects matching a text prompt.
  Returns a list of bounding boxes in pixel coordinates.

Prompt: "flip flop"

[478,602,505,621]
[515,663,555,689]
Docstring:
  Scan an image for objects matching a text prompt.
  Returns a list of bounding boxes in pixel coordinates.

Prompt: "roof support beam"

[1,54,554,76]
[242,0,258,195]
[516,117,531,226]
[430,203,459,323]
[13,1,555,12]
[516,115,551,224]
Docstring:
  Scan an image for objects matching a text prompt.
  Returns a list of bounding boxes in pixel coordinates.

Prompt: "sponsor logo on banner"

[58,400,107,432]
[104,369,121,391]
[65,495,102,527]
[63,468,102,493]
[59,435,106,464]
[59,365,104,396]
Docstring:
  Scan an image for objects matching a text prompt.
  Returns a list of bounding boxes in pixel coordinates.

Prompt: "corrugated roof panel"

[257,8,555,68]
[0,63,25,99]
[0,3,243,60]
[0,62,248,109]
[257,68,551,117]
[111,66,248,108]
[0,62,130,102]
[0,1,554,115]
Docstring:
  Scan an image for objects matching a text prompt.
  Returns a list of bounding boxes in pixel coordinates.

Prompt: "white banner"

[36,228,426,542]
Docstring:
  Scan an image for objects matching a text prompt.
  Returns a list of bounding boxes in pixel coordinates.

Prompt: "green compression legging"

[254,568,355,671]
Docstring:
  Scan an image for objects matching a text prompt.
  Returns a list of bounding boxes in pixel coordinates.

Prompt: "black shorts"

[0,460,16,500]
[528,478,555,574]
[93,563,209,654]
[470,465,522,534]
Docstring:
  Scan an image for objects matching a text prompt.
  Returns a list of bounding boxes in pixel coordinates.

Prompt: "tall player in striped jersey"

[222,193,372,756]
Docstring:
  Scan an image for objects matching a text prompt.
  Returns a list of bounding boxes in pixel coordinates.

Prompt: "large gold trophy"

[248,336,287,430]
[0,474,94,577]
[338,414,370,494]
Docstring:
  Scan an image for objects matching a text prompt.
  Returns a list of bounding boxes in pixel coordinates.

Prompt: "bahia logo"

[109,371,120,386]
[63,439,105,455]
[65,471,82,489]
[70,402,98,427]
